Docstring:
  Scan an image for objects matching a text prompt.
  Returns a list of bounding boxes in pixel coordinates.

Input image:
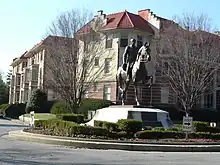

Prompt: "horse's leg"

[117,73,126,105]
[146,76,153,88]
[121,92,124,105]
[134,83,140,106]
[149,76,153,87]
[121,79,132,105]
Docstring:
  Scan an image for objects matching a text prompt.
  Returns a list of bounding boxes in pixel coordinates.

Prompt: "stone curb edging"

[8,130,220,152]
[21,130,220,145]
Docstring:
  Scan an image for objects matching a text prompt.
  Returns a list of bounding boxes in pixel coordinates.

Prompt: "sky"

[0,0,219,78]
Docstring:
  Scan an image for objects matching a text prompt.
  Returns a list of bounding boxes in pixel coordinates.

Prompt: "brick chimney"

[138,9,150,21]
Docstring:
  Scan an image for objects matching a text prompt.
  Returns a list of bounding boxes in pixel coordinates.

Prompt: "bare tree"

[44,8,114,113]
[155,13,220,116]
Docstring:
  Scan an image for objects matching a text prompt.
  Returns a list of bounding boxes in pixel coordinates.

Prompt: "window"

[32,58,35,65]
[105,35,113,48]
[35,54,38,63]
[104,58,111,73]
[84,90,89,98]
[204,93,213,108]
[84,41,88,52]
[137,35,143,50]
[24,91,28,102]
[21,91,24,102]
[93,82,98,92]
[217,70,220,87]
[22,62,27,69]
[163,61,169,75]
[26,69,31,82]
[16,66,19,72]
[103,85,111,100]
[94,57,99,66]
[32,69,38,81]
[21,75,23,85]
[16,92,20,102]
[17,76,21,86]
[120,35,128,47]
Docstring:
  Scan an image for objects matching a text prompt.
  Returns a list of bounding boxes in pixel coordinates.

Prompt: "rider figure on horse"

[122,39,151,82]
[122,39,138,82]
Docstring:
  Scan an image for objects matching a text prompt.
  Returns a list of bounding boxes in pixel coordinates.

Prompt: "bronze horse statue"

[116,44,153,106]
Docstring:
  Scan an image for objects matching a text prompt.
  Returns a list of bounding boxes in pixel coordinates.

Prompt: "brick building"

[9,9,220,110]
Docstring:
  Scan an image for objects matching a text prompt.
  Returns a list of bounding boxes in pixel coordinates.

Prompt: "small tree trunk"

[185,111,189,140]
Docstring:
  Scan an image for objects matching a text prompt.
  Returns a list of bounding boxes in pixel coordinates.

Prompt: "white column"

[201,94,204,108]
[213,91,216,109]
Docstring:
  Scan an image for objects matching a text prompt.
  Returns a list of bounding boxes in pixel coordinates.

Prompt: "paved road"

[0,118,220,165]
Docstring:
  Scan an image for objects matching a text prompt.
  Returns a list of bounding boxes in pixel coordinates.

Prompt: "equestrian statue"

[116,39,153,106]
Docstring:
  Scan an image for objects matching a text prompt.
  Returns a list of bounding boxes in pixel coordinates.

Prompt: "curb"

[19,130,220,145]
[3,116,29,126]
[8,130,220,152]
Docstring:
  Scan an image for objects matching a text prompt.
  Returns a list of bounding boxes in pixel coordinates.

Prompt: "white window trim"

[104,58,111,74]
[162,60,169,75]
[103,85,111,100]
[105,34,113,49]
[94,57,99,67]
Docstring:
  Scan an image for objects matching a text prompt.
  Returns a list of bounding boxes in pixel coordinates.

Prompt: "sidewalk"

[8,130,220,152]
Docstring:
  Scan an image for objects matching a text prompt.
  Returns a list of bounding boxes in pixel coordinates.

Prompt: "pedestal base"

[133,105,155,109]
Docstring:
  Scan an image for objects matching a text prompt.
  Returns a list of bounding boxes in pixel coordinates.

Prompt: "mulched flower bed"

[24,128,220,145]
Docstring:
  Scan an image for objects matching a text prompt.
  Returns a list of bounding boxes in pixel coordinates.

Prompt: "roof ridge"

[107,11,124,16]
[125,11,134,28]
[116,11,127,28]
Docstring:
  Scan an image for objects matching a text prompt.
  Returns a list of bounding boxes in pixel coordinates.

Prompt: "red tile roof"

[77,10,155,35]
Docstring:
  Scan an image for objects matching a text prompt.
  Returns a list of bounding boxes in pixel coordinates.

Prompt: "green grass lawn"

[23,113,56,120]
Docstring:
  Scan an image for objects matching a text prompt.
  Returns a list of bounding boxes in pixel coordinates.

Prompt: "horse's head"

[139,42,151,62]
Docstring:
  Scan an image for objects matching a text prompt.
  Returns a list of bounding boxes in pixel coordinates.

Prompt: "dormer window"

[120,35,128,47]
[105,35,113,48]
[32,58,35,65]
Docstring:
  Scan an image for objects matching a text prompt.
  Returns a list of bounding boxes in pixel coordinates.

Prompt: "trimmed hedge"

[4,103,26,119]
[193,121,220,133]
[0,104,10,113]
[193,121,209,132]
[51,99,114,115]
[33,119,220,140]
[152,127,181,132]
[94,120,118,132]
[35,119,108,137]
[103,122,118,132]
[50,101,71,114]
[94,120,104,127]
[136,130,185,139]
[56,114,84,123]
[136,130,220,139]
[78,98,114,114]
[117,119,142,134]
[94,119,143,133]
